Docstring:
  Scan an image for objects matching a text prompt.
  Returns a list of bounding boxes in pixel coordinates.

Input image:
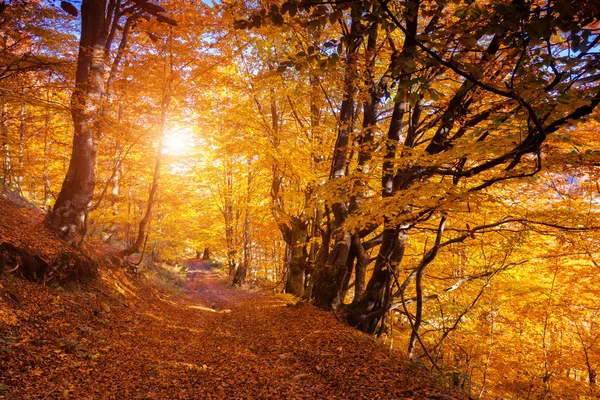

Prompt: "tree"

[5,1,600,396]
[235,0,600,336]
[47,0,176,244]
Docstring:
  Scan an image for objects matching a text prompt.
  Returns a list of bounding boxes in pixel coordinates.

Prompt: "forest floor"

[0,196,464,399]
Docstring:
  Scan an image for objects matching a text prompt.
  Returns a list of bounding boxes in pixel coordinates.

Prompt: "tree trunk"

[17,99,25,191]
[223,161,239,276]
[303,207,321,299]
[283,216,309,296]
[233,158,253,286]
[345,0,421,333]
[339,245,356,302]
[121,99,168,256]
[346,15,380,305]
[1,91,10,189]
[312,5,363,310]
[350,233,369,305]
[47,0,108,243]
[42,90,51,205]
[312,203,352,309]
[106,138,121,242]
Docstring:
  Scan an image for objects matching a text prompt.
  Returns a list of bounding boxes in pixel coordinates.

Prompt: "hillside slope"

[0,196,464,399]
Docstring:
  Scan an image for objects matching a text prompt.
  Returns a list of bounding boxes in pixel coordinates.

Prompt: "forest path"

[2,259,462,399]
[184,260,259,310]
[88,259,457,399]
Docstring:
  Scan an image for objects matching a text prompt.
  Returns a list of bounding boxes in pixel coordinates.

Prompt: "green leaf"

[428,88,441,101]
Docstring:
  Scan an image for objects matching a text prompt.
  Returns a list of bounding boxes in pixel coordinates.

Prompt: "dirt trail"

[185,260,257,310]
[1,260,461,399]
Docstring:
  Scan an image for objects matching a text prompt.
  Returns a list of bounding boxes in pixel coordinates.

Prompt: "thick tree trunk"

[232,263,247,286]
[346,101,410,332]
[264,89,312,295]
[339,245,356,302]
[346,17,380,305]
[283,216,309,296]
[47,0,108,243]
[312,6,363,310]
[350,233,369,305]
[302,208,321,299]
[346,0,420,332]
[312,203,352,309]
[349,224,407,334]
[302,73,323,300]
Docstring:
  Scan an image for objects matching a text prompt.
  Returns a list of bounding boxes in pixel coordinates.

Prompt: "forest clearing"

[2,0,600,398]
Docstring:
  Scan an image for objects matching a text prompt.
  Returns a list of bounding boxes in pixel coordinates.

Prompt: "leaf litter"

[0,197,464,399]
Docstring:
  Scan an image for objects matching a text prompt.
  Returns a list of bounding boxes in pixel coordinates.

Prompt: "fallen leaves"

[0,262,466,399]
[0,201,464,399]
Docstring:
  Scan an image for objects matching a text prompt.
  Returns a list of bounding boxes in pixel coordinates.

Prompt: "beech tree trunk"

[339,245,355,301]
[42,90,51,205]
[223,161,239,276]
[1,91,10,188]
[233,158,253,287]
[121,137,163,256]
[346,0,420,333]
[282,216,309,296]
[47,0,108,243]
[121,94,170,256]
[264,90,312,296]
[17,99,25,191]
[106,139,121,242]
[312,6,363,310]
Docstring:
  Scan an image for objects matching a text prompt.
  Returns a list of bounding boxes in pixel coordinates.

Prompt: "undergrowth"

[145,262,187,294]
[274,292,301,305]
[203,260,222,270]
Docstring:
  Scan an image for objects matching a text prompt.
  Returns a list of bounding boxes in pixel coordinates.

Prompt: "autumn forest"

[1,0,600,398]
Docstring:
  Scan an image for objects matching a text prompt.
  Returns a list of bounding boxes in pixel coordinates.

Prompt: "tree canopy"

[2,0,600,396]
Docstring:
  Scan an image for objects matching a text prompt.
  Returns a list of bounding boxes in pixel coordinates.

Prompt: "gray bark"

[47,0,108,243]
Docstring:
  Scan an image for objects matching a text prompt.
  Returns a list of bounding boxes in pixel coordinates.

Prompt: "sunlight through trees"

[2,0,600,396]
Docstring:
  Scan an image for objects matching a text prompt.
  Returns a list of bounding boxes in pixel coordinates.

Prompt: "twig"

[299,330,322,342]
[96,289,128,307]
[41,382,61,400]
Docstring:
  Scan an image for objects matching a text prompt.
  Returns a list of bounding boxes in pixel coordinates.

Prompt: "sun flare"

[163,127,195,156]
